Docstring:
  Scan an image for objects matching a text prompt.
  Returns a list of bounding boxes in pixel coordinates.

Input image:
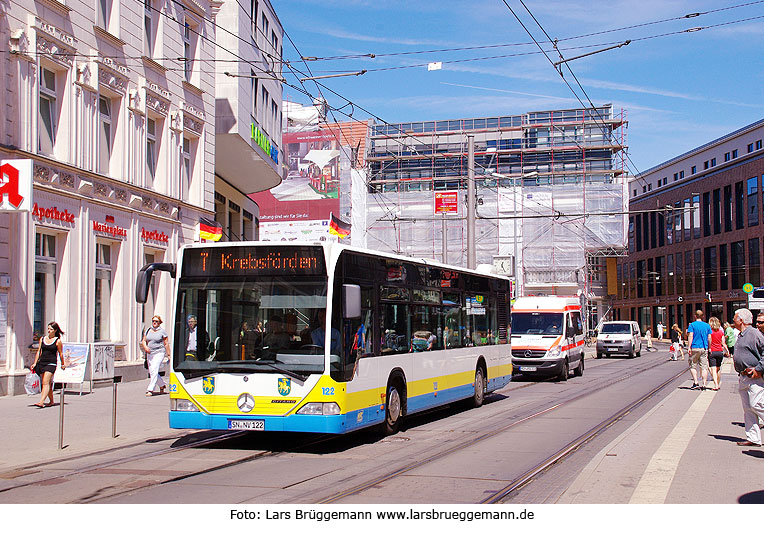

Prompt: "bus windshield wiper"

[248,360,308,382]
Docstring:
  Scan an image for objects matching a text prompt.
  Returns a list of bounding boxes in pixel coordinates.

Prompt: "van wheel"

[573,355,584,377]
[557,359,569,382]
[383,383,402,435]
[470,367,486,408]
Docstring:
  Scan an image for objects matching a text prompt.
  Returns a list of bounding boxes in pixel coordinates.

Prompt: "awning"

[303,149,340,169]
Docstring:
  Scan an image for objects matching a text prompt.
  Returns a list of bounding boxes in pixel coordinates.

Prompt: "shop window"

[34,233,57,342]
[94,242,112,341]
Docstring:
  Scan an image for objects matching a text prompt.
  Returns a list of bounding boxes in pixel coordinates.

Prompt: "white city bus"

[136,242,513,434]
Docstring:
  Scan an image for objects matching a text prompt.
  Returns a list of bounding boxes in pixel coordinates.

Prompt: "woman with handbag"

[670,323,684,361]
[141,315,170,397]
[30,322,66,408]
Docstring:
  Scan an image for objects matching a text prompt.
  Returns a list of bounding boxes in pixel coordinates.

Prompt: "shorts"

[689,348,709,371]
[708,351,725,368]
[36,363,57,376]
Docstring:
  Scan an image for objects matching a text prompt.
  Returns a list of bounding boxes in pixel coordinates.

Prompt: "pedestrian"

[707,317,729,391]
[687,309,712,390]
[141,315,170,397]
[645,326,653,351]
[30,322,66,408]
[670,323,684,360]
[657,322,664,342]
[724,321,738,357]
[731,308,764,447]
[756,313,764,338]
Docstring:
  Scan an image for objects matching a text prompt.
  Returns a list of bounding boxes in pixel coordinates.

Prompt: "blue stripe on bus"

[170,374,512,434]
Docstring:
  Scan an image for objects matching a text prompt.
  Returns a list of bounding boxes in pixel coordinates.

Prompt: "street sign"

[434,191,458,214]
[743,283,754,294]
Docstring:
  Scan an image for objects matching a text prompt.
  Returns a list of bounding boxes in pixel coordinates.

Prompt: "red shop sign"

[141,227,169,244]
[435,191,458,214]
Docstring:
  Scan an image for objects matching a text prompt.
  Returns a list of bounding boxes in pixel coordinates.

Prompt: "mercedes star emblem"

[237,393,255,413]
[524,350,532,358]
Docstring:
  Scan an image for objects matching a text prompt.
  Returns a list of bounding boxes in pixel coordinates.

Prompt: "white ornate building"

[0,0,221,394]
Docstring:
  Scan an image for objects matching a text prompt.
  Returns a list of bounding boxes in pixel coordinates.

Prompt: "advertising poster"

[91,343,115,380]
[250,122,367,241]
[54,343,89,384]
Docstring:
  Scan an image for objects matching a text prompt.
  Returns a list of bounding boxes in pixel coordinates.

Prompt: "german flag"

[199,218,223,241]
[329,213,351,238]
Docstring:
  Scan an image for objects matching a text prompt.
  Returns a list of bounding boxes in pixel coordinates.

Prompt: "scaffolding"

[362,106,629,318]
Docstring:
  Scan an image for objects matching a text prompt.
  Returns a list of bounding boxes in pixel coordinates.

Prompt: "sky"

[274,0,764,176]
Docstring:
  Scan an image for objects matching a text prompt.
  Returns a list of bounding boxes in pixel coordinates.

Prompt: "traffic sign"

[743,283,754,294]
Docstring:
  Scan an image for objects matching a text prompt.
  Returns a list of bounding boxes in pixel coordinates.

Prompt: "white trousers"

[147,350,167,392]
[738,374,764,445]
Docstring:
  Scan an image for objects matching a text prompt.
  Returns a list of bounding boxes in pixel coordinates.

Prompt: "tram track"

[0,353,682,504]
[310,355,685,504]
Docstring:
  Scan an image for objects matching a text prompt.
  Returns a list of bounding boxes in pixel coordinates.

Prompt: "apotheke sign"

[0,159,33,212]
[32,203,76,224]
[141,227,169,244]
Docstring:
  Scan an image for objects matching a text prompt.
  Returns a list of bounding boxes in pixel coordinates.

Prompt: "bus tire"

[383,381,403,435]
[470,366,486,408]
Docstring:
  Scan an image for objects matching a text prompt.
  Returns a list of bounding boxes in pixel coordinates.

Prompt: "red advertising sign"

[435,191,459,214]
[0,159,33,212]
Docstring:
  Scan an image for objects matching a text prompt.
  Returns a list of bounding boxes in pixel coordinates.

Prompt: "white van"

[596,321,642,358]
[511,296,585,381]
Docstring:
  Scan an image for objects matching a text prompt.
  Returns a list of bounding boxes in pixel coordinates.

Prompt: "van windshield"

[511,313,563,335]
[600,323,631,334]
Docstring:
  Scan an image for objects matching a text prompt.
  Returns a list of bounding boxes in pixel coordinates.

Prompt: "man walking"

[757,312,764,336]
[687,309,712,390]
[732,308,764,447]
[657,322,664,342]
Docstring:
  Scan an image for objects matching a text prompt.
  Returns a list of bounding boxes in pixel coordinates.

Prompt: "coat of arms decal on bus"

[202,376,215,394]
[278,378,291,396]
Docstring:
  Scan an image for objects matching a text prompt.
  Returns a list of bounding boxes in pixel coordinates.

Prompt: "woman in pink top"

[707,316,729,391]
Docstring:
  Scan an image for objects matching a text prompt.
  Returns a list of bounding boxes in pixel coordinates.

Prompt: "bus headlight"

[546,346,561,358]
[297,402,341,415]
[171,399,200,412]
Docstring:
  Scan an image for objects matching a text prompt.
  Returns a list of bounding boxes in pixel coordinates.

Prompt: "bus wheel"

[470,367,486,408]
[383,383,402,435]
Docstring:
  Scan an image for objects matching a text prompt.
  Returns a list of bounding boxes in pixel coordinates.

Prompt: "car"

[286,170,301,180]
[596,321,642,358]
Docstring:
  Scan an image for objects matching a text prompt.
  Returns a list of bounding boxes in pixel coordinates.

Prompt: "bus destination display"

[182,246,325,277]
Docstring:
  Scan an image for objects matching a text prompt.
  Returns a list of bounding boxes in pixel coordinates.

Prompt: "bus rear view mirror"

[135,262,176,303]
[343,284,361,319]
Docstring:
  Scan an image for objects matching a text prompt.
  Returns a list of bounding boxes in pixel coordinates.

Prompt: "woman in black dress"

[31,322,66,407]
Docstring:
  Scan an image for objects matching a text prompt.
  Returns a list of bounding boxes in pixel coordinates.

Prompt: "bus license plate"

[519,366,537,372]
[228,419,265,431]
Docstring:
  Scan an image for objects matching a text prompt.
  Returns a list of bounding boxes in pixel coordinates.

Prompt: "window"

[685,251,693,294]
[261,86,269,128]
[38,67,58,155]
[692,194,701,239]
[748,176,759,227]
[733,149,738,159]
[750,143,755,153]
[713,188,721,234]
[142,251,159,329]
[271,30,279,55]
[720,243,728,290]
[703,191,711,237]
[704,247,717,292]
[261,12,269,34]
[757,140,763,150]
[146,117,157,185]
[183,18,199,84]
[98,95,114,175]
[683,198,691,241]
[34,233,57,342]
[674,201,682,243]
[666,254,674,296]
[711,158,716,167]
[665,210,673,245]
[731,240,745,289]
[97,0,113,31]
[144,0,157,57]
[251,70,258,118]
[271,100,279,135]
[673,172,678,181]
[691,165,696,174]
[181,136,192,201]
[724,185,733,232]
[250,0,258,41]
[725,152,730,162]
[675,253,683,297]
[750,239,761,287]
[704,161,709,170]
[735,181,745,230]
[94,242,112,341]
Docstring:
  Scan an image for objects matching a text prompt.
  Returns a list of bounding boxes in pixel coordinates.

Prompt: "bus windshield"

[511,312,563,336]
[173,277,332,378]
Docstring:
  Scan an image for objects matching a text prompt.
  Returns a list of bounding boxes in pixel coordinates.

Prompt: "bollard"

[111,376,122,438]
[58,385,65,449]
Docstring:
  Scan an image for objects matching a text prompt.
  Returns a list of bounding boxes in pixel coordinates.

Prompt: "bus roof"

[178,240,511,280]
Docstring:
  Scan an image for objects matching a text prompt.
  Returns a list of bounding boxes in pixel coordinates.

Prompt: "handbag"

[669,344,675,352]
[25,371,41,395]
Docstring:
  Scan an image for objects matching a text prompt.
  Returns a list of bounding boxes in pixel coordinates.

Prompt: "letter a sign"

[0,159,33,212]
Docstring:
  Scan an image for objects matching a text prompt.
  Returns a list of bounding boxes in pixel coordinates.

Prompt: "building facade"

[363,106,628,329]
[614,119,764,331]
[0,0,219,394]
[213,0,283,241]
